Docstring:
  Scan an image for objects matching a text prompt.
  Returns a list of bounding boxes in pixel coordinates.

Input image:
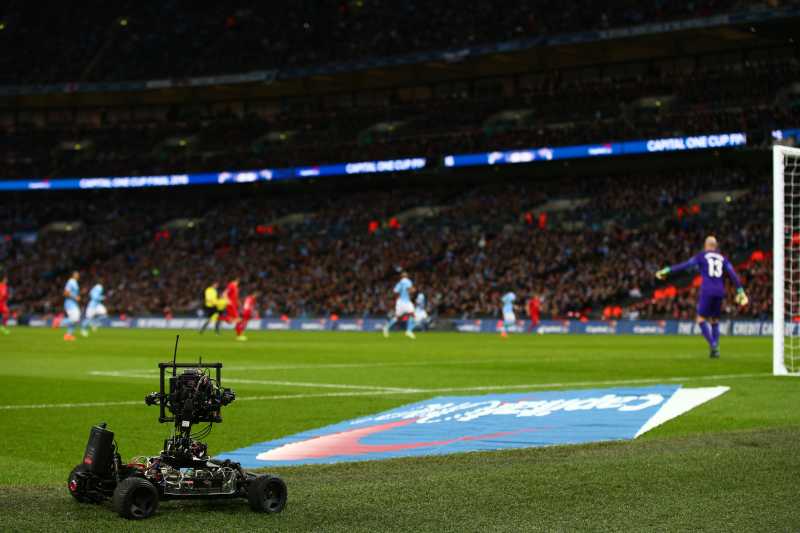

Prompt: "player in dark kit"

[655,236,748,358]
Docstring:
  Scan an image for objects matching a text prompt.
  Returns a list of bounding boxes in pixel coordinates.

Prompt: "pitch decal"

[220,385,728,467]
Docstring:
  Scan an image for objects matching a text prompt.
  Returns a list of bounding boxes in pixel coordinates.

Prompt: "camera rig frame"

[145,359,235,467]
[67,336,287,520]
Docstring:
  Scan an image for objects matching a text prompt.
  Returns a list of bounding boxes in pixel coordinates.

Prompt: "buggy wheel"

[112,476,159,519]
[67,464,96,503]
[248,475,287,513]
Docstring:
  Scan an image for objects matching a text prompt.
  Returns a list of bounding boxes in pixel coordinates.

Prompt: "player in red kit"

[526,294,541,334]
[221,277,240,327]
[0,274,10,335]
[236,291,258,341]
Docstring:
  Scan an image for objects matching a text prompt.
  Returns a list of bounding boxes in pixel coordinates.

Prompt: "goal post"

[774,144,800,376]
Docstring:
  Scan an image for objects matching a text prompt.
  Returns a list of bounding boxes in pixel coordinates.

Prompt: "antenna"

[172,335,180,376]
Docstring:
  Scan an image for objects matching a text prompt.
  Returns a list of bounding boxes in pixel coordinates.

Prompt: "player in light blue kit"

[382,272,416,339]
[500,291,516,337]
[656,236,748,358]
[413,291,429,331]
[81,279,108,336]
[63,271,81,341]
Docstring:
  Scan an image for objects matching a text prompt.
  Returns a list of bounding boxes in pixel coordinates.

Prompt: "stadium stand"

[0,1,792,325]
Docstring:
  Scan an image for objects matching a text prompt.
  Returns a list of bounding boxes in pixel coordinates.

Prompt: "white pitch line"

[90,371,154,378]
[88,371,418,393]
[223,378,419,393]
[235,372,770,399]
[411,372,771,394]
[0,372,771,410]
[90,358,580,376]
[222,359,579,371]
[0,400,142,410]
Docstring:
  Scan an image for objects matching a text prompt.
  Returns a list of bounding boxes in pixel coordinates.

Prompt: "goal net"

[774,144,800,375]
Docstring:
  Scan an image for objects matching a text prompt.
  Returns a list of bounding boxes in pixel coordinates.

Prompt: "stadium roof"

[1,6,797,110]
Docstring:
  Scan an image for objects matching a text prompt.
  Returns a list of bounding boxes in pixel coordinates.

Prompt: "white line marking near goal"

[0,372,770,410]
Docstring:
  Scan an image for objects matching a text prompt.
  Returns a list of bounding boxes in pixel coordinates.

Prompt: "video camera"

[145,362,236,425]
[143,354,237,466]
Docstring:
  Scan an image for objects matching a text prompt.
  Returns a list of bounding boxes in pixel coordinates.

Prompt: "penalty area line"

[0,372,769,410]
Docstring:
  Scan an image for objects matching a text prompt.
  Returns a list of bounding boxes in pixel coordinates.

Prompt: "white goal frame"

[773,144,800,375]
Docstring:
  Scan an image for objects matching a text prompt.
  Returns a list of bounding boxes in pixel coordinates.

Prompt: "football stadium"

[1,2,800,531]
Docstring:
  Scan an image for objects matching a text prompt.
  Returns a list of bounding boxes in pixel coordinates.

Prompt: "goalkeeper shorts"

[697,294,723,319]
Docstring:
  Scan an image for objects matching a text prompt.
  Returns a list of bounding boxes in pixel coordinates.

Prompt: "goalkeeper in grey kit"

[655,236,748,358]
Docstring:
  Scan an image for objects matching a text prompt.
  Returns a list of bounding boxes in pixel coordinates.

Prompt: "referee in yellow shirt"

[199,281,222,334]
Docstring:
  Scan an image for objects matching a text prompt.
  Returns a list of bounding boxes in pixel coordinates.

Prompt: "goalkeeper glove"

[655,267,670,280]
[735,288,749,307]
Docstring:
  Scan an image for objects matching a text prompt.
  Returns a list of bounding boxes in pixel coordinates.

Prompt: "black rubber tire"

[247,475,287,513]
[112,476,159,520]
[67,464,95,503]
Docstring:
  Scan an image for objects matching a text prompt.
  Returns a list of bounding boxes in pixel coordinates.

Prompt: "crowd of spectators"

[0,166,772,321]
[0,0,775,85]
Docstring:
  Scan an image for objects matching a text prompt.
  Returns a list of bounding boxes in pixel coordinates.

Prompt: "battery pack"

[82,423,115,476]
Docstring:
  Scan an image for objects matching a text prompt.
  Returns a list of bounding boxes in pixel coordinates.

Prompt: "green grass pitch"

[0,328,798,531]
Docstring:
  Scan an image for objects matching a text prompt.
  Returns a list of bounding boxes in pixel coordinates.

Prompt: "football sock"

[699,322,714,348]
[711,323,720,347]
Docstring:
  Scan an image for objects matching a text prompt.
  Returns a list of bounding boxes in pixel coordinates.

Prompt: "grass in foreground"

[2,427,797,532]
[0,328,797,531]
